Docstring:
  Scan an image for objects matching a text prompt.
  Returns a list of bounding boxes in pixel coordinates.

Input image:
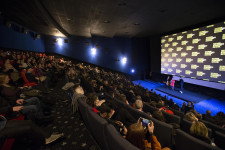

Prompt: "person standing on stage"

[166,75,172,88]
[179,76,184,93]
[171,78,175,90]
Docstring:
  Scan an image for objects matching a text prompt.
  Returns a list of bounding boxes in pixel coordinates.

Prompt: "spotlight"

[57,38,63,46]
[121,57,127,65]
[131,69,135,73]
[91,48,96,56]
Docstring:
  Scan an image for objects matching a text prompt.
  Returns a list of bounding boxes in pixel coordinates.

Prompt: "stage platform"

[155,85,210,104]
[133,80,225,116]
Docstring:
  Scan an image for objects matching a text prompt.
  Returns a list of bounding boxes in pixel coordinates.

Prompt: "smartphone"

[140,117,151,127]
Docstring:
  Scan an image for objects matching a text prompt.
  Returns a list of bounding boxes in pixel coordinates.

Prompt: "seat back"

[214,131,225,150]
[201,120,225,135]
[87,108,109,150]
[105,124,139,150]
[143,103,158,114]
[175,129,221,150]
[162,111,181,125]
[180,119,193,133]
[170,108,184,118]
[152,117,174,148]
[78,98,91,130]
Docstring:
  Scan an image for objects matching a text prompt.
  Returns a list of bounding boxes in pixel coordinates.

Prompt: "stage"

[133,80,225,116]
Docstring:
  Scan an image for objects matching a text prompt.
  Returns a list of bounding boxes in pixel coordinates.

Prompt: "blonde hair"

[126,123,145,150]
[0,74,8,85]
[184,112,198,122]
[190,121,208,138]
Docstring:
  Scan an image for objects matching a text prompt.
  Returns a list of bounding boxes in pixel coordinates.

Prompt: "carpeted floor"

[12,79,101,150]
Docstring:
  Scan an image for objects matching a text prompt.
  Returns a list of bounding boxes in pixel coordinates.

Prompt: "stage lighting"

[121,57,127,65]
[131,69,135,73]
[91,48,96,56]
[57,38,63,46]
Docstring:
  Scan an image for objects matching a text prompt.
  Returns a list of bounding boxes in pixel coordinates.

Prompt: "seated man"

[98,103,136,128]
[134,99,143,112]
[0,96,63,146]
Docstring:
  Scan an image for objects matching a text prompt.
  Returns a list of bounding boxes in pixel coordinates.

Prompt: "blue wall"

[0,17,45,52]
[44,35,149,78]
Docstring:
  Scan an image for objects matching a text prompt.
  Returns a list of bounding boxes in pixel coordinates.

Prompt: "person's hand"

[147,121,154,134]
[18,87,24,90]
[13,106,24,112]
[123,126,128,135]
[16,99,24,105]
[137,118,143,126]
[115,120,123,126]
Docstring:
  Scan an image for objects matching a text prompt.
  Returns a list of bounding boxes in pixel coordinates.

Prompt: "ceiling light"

[121,57,127,65]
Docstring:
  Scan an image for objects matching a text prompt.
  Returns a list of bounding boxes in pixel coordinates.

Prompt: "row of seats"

[105,94,222,150]
[143,101,225,149]
[77,98,139,150]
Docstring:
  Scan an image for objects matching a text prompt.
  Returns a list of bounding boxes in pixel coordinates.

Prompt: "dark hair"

[87,93,98,107]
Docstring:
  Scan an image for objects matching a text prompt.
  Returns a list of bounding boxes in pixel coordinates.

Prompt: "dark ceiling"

[1,0,225,38]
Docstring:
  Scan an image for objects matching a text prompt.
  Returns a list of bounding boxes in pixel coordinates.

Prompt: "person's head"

[157,100,165,108]
[182,102,186,106]
[120,94,128,104]
[0,73,10,85]
[190,121,208,138]
[87,93,99,107]
[126,123,145,150]
[74,86,84,95]
[26,66,33,72]
[216,111,225,118]
[135,99,143,111]
[184,112,198,122]
[206,110,211,116]
[187,102,191,107]
[152,110,166,122]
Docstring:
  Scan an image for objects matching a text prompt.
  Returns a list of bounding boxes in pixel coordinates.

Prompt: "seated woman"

[87,93,105,113]
[126,122,170,150]
[190,121,216,146]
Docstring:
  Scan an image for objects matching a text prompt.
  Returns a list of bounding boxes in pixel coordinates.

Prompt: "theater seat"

[214,131,225,150]
[21,69,37,87]
[77,98,91,130]
[143,103,158,114]
[175,129,221,150]
[105,124,139,150]
[201,120,225,135]
[162,110,181,125]
[87,108,109,150]
[1,114,24,150]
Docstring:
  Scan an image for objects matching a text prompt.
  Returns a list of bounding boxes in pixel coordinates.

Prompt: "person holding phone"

[125,120,170,150]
